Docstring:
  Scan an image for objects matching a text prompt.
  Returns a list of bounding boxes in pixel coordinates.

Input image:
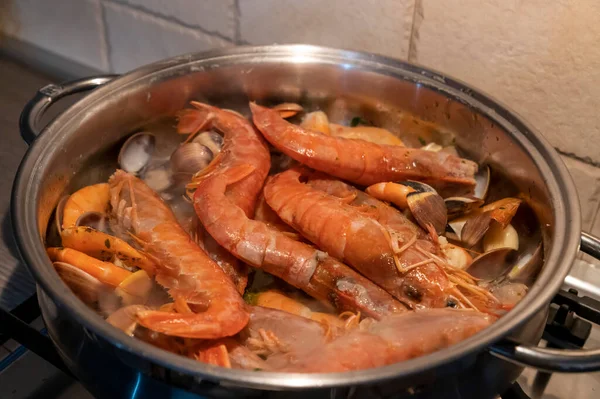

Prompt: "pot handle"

[488,232,600,372]
[19,75,118,145]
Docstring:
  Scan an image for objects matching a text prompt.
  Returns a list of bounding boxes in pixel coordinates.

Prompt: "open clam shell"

[445,196,484,219]
[474,165,491,200]
[192,131,223,156]
[170,142,214,177]
[75,211,110,233]
[118,132,156,175]
[54,261,110,307]
[466,248,517,282]
[406,190,447,234]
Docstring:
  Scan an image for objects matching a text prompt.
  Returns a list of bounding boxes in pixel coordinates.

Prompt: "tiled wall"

[2,0,600,238]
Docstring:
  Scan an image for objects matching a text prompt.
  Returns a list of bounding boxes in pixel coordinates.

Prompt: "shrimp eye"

[404,285,423,301]
[446,298,458,308]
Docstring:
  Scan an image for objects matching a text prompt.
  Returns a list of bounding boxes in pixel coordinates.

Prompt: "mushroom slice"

[483,223,519,252]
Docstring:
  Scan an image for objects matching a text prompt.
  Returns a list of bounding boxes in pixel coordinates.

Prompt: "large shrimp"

[281,308,493,373]
[264,167,497,311]
[250,103,478,193]
[188,103,404,319]
[108,170,249,338]
[178,102,271,293]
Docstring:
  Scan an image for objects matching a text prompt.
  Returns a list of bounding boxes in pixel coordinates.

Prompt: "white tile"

[1,0,108,71]
[414,0,600,163]
[560,156,600,232]
[239,0,414,59]
[112,0,235,40]
[103,2,232,73]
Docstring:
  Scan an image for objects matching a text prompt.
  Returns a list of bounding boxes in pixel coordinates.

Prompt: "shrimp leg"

[109,170,248,339]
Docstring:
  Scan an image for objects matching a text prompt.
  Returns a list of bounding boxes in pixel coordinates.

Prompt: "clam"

[458,212,492,248]
[192,131,223,156]
[445,197,521,247]
[272,102,303,118]
[466,248,516,282]
[54,195,69,234]
[444,196,484,219]
[170,142,213,176]
[406,190,447,234]
[467,243,542,285]
[118,132,156,175]
[75,211,109,233]
[474,165,491,200]
[506,243,543,285]
[53,261,110,307]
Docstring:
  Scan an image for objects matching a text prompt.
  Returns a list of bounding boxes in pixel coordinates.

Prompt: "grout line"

[233,0,241,45]
[96,0,111,72]
[556,148,600,169]
[105,0,234,43]
[99,1,115,73]
[407,0,422,62]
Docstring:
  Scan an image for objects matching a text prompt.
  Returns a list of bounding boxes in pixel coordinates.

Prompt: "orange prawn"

[188,103,404,319]
[178,102,271,292]
[264,167,496,311]
[108,170,248,339]
[281,308,493,373]
[250,103,478,193]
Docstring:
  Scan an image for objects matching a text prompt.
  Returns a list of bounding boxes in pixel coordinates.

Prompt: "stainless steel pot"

[11,45,600,398]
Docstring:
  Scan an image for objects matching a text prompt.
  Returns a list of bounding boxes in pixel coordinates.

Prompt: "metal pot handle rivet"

[19,75,118,145]
[488,232,600,372]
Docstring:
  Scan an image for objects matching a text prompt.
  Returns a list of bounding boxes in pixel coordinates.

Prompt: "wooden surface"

[0,56,53,310]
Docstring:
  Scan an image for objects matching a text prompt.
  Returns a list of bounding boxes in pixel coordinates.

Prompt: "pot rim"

[11,44,581,389]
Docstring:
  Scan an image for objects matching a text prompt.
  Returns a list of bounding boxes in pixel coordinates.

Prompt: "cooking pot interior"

[36,55,552,265]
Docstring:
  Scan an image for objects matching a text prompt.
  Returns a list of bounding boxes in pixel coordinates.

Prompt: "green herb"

[253,368,262,372]
[243,291,260,305]
[418,137,427,146]
[350,116,370,127]
[104,239,111,249]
